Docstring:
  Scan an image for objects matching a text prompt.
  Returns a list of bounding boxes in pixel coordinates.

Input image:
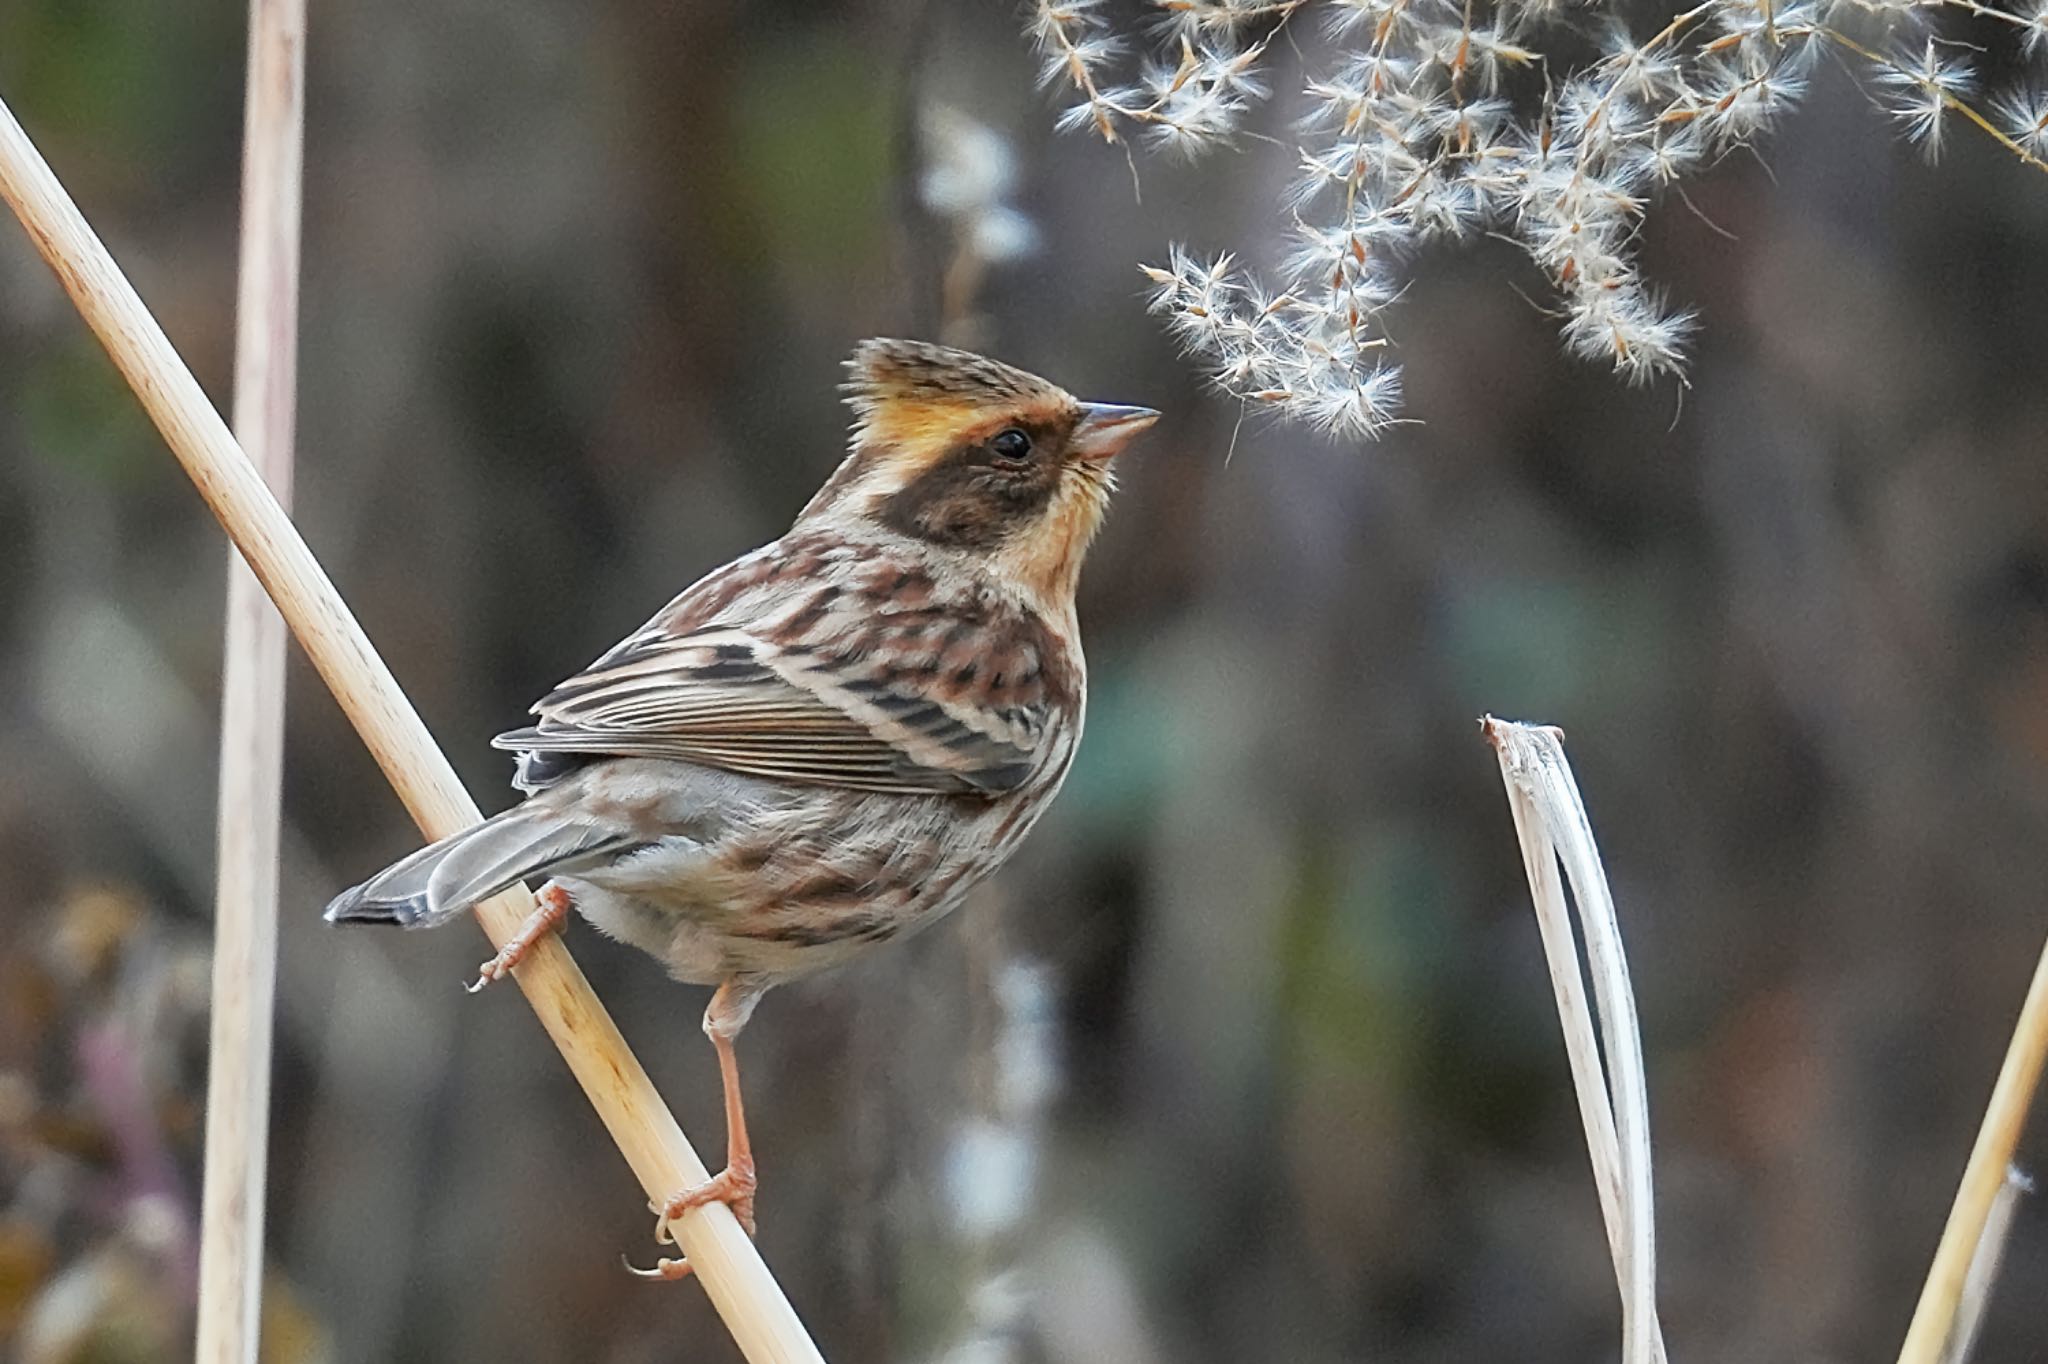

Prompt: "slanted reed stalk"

[0,91,826,1364]
[1940,1165,2032,1364]
[1898,951,2048,1363]
[195,0,304,1358]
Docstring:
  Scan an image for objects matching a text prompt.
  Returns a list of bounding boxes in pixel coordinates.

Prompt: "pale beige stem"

[195,0,305,1359]
[0,91,824,1364]
[1942,1165,2033,1364]
[1484,717,1667,1364]
[1898,947,2048,1364]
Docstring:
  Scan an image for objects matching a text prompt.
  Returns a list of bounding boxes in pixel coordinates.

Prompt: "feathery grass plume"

[1483,717,1668,1364]
[1993,86,2048,155]
[1028,0,2048,436]
[1032,0,1298,150]
[1878,38,1979,156]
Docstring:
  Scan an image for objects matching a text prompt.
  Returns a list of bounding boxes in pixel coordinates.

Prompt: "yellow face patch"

[858,399,998,479]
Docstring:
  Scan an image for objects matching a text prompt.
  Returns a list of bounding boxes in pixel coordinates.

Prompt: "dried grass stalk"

[1899,941,2048,1364]
[0,92,824,1364]
[195,0,305,1358]
[1483,717,1668,1364]
[1940,1165,2033,1364]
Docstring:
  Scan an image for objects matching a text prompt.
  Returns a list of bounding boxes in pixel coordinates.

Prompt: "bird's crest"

[843,339,1069,443]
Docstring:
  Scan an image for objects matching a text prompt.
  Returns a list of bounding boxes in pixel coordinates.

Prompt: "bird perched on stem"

[324,339,1158,1277]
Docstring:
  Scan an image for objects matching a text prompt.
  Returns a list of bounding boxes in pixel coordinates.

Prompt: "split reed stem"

[1896,942,2048,1363]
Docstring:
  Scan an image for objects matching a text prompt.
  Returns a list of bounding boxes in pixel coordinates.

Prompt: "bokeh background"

[5,2,2048,1361]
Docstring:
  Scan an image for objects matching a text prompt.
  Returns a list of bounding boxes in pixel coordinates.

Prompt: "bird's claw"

[464,955,514,994]
[657,1158,759,1242]
[623,1251,695,1282]
[463,886,572,994]
[627,1161,757,1284]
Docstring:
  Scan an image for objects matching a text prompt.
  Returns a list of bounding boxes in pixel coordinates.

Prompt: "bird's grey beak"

[1071,402,1161,462]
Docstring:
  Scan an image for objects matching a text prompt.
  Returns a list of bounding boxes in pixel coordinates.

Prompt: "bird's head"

[797,339,1159,611]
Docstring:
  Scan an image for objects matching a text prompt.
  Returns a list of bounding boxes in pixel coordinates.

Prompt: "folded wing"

[493,540,1070,799]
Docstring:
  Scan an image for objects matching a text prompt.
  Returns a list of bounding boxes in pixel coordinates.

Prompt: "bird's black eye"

[989,428,1032,463]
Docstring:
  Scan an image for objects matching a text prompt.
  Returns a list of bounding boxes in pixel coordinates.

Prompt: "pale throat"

[987,475,1107,619]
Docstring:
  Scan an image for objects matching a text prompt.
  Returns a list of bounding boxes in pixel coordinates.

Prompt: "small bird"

[324,339,1158,1274]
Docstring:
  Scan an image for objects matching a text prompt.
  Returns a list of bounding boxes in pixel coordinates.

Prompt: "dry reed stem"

[1941,1165,2032,1364]
[1484,717,1667,1364]
[195,0,305,1358]
[1898,943,2048,1364]
[0,92,825,1364]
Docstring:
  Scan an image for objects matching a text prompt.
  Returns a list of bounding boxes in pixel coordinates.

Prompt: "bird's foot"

[661,1157,758,1240]
[465,884,572,994]
[626,1158,758,1283]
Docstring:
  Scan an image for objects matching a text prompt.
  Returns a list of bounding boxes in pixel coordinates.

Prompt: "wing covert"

[492,537,1073,799]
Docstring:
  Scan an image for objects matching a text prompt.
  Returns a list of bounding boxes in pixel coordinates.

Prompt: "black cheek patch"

[879,454,1060,549]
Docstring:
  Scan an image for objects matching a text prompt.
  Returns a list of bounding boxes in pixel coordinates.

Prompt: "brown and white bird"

[324,339,1157,1269]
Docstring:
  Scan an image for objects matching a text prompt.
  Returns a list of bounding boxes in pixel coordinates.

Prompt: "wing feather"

[492,536,1075,798]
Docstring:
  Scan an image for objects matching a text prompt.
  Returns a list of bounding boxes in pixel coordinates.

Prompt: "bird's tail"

[323,803,637,929]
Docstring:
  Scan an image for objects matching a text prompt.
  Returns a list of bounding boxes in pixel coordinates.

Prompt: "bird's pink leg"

[465,883,572,994]
[631,980,763,1282]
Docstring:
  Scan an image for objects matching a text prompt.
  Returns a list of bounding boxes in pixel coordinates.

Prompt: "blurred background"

[4,2,2048,1361]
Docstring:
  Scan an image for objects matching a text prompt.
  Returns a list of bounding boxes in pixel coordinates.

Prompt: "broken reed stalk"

[1483,717,1668,1364]
[1941,1165,2032,1364]
[0,91,826,1364]
[1898,944,2048,1364]
[195,0,304,1359]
